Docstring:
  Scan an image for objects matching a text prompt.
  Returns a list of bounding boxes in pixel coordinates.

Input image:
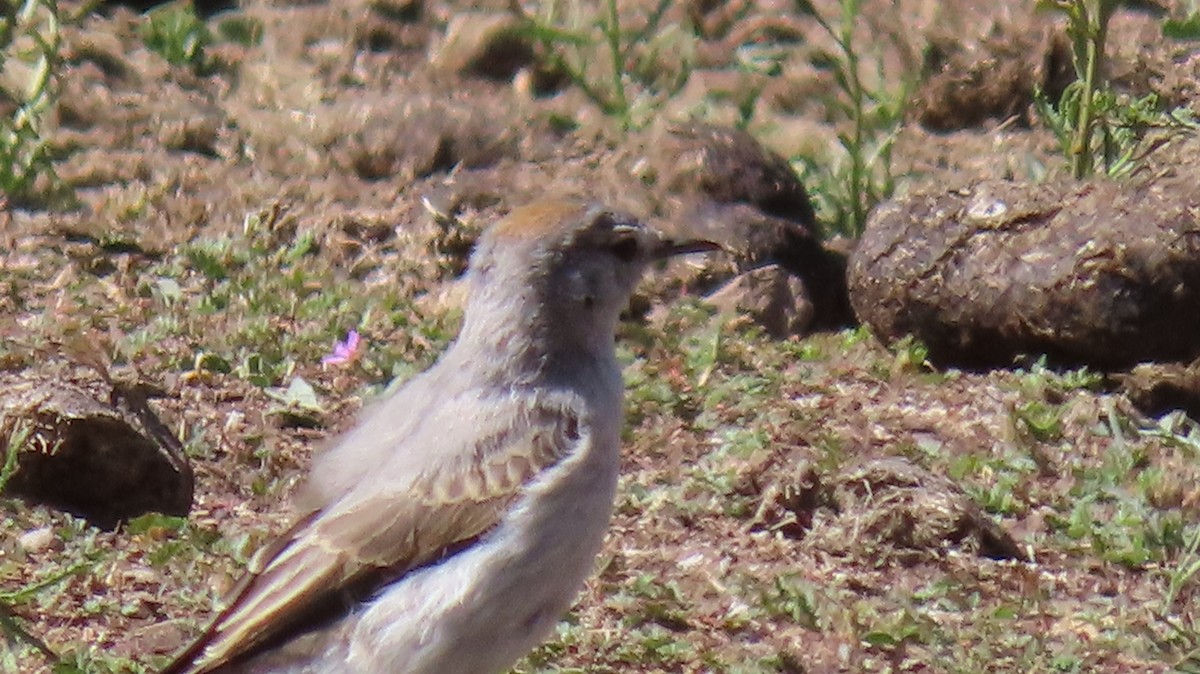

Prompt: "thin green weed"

[511,0,692,130]
[792,0,913,238]
[0,0,71,207]
[1163,0,1200,40]
[142,0,211,71]
[1036,0,1198,178]
[1,561,89,672]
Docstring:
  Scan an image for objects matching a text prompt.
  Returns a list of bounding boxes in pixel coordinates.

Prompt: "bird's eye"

[609,236,639,262]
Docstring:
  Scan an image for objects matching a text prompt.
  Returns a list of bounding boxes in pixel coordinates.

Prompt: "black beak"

[651,238,723,260]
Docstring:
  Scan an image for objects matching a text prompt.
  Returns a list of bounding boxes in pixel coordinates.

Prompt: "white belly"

[339,437,621,674]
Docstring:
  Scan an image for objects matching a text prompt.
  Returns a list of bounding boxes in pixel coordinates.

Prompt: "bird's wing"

[161,397,585,674]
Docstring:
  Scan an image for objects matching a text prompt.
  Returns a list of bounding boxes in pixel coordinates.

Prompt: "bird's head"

[463,200,719,359]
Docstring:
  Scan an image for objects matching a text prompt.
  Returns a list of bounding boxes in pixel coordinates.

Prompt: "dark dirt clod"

[657,123,818,226]
[651,123,854,329]
[914,25,1073,131]
[1119,360,1200,418]
[808,457,1028,563]
[0,369,193,529]
[849,168,1200,369]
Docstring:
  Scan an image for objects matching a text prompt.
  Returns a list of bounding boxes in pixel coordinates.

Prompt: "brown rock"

[849,177,1200,369]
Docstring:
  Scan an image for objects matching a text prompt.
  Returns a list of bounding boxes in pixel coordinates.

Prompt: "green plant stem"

[0,0,65,205]
[602,0,629,129]
[837,1,867,234]
[1062,0,1116,178]
[0,604,59,664]
[812,0,874,236]
[0,562,87,668]
[1071,2,1104,178]
[0,417,30,492]
[0,563,89,605]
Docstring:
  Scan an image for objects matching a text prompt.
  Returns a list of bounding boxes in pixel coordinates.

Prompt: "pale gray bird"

[161,200,718,674]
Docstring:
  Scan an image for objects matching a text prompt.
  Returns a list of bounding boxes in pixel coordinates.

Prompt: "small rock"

[913,26,1072,130]
[18,526,58,554]
[704,264,814,338]
[113,619,189,657]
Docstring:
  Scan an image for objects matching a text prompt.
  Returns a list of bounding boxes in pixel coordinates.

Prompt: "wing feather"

[161,398,583,674]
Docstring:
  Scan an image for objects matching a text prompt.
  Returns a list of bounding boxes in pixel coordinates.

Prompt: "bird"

[161,199,719,674]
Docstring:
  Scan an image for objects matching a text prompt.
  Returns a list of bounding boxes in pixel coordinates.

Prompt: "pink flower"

[322,329,362,365]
